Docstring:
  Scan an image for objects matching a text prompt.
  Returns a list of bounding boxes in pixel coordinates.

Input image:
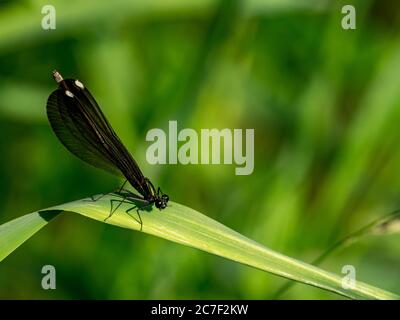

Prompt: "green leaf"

[0,210,61,261]
[274,209,400,298]
[0,196,398,300]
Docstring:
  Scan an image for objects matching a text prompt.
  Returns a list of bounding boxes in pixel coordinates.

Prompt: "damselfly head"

[155,193,169,210]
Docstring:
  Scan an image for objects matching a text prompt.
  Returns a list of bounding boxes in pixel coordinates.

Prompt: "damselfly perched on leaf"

[46,70,169,226]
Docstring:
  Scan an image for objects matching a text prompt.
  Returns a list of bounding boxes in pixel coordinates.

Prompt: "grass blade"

[0,196,398,300]
[0,210,61,262]
[274,209,400,298]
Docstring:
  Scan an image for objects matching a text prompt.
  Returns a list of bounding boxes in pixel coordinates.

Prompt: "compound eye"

[162,194,169,202]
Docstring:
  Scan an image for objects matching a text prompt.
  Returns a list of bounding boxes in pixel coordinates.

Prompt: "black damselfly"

[46,70,169,227]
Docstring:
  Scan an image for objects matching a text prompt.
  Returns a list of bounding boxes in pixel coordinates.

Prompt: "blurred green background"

[0,0,399,299]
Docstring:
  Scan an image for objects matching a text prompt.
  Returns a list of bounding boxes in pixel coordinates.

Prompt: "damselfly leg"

[84,180,128,202]
[125,206,145,231]
[125,200,156,231]
[104,190,152,231]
